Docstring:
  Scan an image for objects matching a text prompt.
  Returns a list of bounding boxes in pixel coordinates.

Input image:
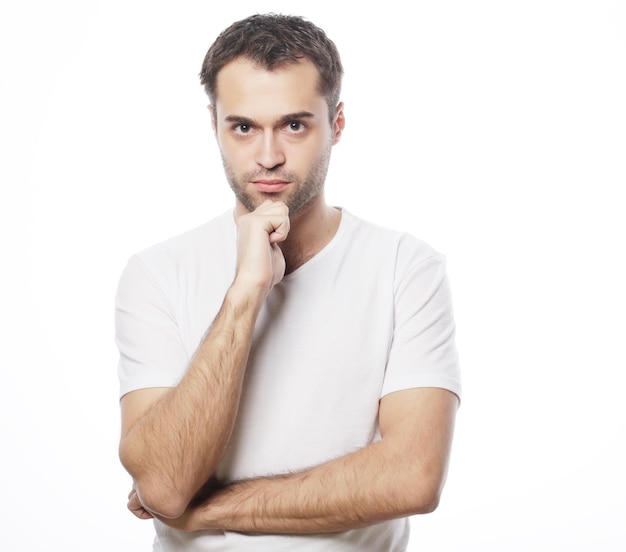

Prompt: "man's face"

[211,57,344,214]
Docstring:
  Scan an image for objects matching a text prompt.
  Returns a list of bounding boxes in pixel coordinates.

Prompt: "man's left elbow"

[404,475,444,515]
[417,490,441,514]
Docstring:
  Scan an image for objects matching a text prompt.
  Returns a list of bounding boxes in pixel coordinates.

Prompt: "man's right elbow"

[133,478,189,520]
[119,448,189,520]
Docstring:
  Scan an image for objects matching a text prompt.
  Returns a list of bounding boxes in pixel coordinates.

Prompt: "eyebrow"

[277,111,316,125]
[224,111,316,126]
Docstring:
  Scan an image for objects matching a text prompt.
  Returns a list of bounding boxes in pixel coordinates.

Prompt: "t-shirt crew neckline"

[228,206,347,280]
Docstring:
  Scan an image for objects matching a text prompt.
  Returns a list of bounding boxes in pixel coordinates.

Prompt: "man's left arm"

[155,386,458,534]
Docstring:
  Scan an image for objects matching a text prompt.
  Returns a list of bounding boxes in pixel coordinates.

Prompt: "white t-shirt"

[115,208,461,551]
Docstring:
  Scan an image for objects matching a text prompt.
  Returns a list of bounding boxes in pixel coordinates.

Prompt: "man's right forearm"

[120,200,290,519]
[119,283,264,519]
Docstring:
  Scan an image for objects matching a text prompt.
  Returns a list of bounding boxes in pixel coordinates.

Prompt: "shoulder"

[117,209,236,295]
[340,210,445,276]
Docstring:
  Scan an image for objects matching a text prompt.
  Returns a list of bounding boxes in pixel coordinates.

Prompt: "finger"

[129,505,154,520]
[128,497,154,519]
[268,217,290,244]
[262,202,290,243]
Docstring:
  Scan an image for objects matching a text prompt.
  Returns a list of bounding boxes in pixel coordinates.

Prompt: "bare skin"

[119,56,459,532]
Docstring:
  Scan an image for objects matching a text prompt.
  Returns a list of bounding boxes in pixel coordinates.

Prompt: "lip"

[251,180,290,193]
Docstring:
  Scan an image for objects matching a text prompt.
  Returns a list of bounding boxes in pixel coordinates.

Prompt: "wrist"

[226,279,268,316]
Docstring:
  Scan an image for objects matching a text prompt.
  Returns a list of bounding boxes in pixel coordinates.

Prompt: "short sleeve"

[115,255,189,399]
[381,252,462,401]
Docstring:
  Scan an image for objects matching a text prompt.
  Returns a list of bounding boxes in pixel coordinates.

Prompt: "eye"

[234,123,253,136]
[285,121,306,134]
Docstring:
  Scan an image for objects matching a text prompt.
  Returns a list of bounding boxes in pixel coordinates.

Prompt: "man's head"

[200,14,345,215]
[200,13,343,124]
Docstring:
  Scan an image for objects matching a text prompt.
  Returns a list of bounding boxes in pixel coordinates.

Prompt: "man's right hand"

[233,200,290,297]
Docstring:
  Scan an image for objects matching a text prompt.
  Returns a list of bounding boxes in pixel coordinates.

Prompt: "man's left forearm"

[159,442,424,533]
[205,443,439,533]
[153,387,458,534]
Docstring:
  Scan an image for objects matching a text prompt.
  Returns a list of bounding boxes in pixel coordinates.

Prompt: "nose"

[255,132,285,170]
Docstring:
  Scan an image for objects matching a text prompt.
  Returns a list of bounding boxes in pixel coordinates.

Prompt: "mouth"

[251,180,291,193]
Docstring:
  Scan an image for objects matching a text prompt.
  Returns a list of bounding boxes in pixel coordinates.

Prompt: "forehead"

[214,57,328,120]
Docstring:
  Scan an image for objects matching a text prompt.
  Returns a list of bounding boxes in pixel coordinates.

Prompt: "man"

[115,13,461,551]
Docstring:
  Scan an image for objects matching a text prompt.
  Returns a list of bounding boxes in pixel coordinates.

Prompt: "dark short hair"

[199,14,343,118]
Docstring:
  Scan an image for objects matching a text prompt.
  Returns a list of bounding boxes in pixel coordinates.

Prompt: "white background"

[1,1,625,550]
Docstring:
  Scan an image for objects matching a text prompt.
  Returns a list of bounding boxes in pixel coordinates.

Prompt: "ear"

[332,102,345,145]
[207,105,217,134]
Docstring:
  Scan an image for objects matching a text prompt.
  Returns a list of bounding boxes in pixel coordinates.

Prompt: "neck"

[280,195,341,273]
[235,193,341,274]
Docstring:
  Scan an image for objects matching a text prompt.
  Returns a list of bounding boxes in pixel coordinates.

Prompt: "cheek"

[286,136,326,165]
[219,137,251,164]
